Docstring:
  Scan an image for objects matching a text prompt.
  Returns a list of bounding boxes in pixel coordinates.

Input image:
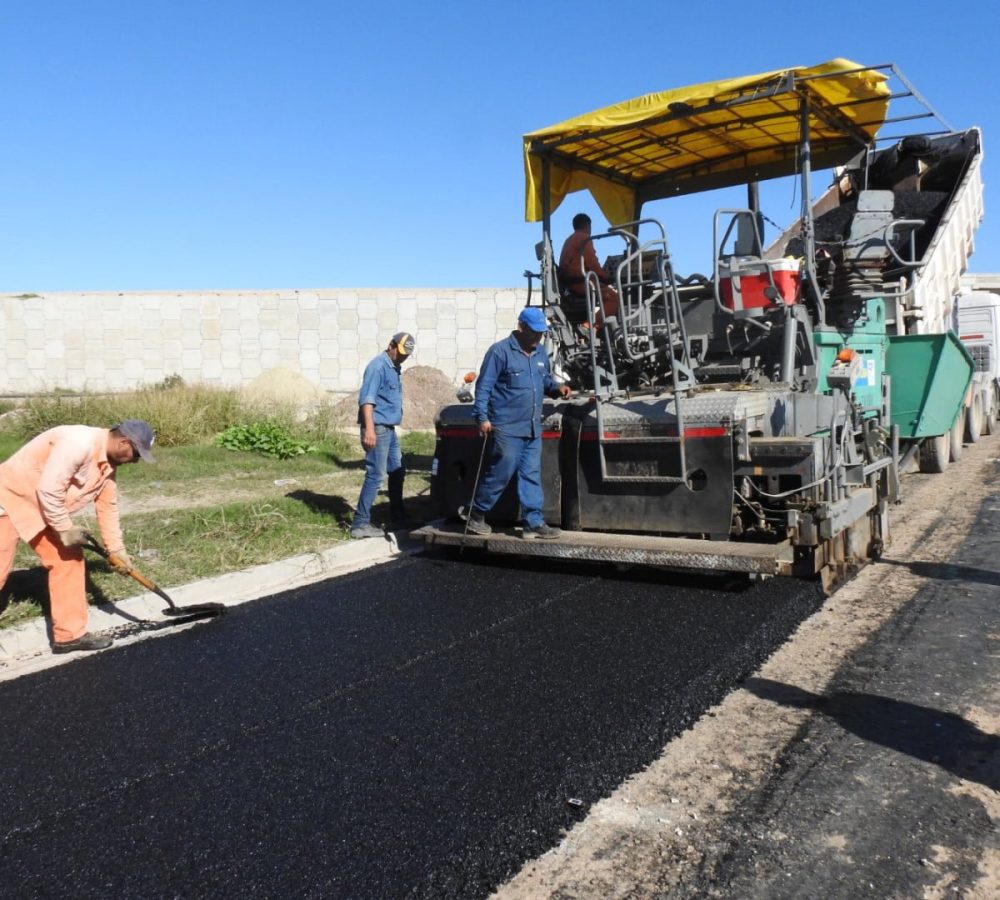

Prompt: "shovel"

[82,532,226,619]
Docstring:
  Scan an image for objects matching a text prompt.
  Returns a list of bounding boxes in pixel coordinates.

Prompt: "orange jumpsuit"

[559,228,621,319]
[0,426,125,642]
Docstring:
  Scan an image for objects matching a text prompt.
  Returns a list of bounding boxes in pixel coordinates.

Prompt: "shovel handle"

[81,531,178,610]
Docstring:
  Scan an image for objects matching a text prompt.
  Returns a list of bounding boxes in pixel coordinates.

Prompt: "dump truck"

[956,274,1000,438]
[416,59,980,590]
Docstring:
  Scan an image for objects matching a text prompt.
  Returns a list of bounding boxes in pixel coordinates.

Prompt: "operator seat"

[535,235,590,326]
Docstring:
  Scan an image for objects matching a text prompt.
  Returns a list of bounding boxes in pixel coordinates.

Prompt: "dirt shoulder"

[494,436,1000,899]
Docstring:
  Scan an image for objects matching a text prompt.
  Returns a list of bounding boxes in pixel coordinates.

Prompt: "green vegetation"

[400,429,435,459]
[0,497,353,619]
[0,383,438,632]
[216,422,317,459]
[3,379,348,448]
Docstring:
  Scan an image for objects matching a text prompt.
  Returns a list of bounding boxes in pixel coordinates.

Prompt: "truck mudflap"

[412,521,794,576]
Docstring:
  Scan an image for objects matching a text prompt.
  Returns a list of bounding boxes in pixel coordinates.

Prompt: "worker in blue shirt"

[464,307,571,539]
[351,331,415,539]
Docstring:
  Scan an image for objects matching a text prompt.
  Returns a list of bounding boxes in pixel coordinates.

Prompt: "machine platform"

[412,521,794,575]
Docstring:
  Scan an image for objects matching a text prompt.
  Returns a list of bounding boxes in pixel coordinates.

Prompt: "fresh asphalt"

[687,484,1000,898]
[0,551,823,899]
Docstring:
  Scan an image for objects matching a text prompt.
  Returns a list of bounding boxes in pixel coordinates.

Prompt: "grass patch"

[0,381,352,450]
[114,497,352,584]
[0,384,440,632]
[0,496,351,625]
[401,430,435,458]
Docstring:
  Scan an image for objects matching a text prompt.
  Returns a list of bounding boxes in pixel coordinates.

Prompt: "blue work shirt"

[358,352,404,426]
[473,333,561,438]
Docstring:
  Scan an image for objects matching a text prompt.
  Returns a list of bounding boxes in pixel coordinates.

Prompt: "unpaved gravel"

[494,435,1000,899]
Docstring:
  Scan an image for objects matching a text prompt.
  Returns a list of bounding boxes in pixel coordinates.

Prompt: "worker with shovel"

[0,420,155,654]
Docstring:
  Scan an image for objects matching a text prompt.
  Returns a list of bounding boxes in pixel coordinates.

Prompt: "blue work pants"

[472,430,546,529]
[355,425,403,527]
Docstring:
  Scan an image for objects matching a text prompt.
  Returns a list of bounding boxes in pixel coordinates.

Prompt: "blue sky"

[2,0,996,291]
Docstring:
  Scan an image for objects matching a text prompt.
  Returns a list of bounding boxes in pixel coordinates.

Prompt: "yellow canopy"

[523,59,890,224]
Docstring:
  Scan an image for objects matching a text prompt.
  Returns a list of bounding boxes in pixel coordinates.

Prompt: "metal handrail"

[587,217,695,485]
[712,208,785,316]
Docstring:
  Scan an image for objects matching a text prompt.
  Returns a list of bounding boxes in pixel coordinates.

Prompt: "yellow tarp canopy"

[523,59,890,224]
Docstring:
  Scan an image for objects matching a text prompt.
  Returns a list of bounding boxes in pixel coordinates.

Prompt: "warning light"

[463,372,476,383]
[836,348,856,362]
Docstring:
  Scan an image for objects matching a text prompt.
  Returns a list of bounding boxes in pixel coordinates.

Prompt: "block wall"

[0,288,528,395]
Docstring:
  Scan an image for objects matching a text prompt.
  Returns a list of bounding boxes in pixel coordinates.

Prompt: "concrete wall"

[0,288,528,395]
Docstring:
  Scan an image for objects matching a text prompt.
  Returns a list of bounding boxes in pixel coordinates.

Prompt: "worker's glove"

[107,550,133,574]
[56,526,87,548]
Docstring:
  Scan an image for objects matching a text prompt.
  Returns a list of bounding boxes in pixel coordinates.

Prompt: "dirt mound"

[242,368,326,408]
[403,366,459,429]
[331,365,460,431]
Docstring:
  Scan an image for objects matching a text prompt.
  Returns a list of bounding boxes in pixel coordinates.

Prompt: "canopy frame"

[524,61,950,232]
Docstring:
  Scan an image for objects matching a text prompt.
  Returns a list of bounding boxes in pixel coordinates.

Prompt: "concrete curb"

[0,529,419,681]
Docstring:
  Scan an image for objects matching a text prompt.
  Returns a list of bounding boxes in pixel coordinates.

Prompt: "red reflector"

[580,431,622,441]
[684,427,729,438]
[437,427,481,438]
[960,333,985,341]
[542,430,561,439]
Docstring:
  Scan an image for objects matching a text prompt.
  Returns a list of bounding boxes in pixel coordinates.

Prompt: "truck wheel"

[965,393,983,443]
[949,410,965,462]
[918,433,950,473]
[986,386,999,436]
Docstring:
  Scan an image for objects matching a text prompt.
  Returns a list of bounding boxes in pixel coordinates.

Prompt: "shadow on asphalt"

[744,677,1000,792]
[878,557,1000,587]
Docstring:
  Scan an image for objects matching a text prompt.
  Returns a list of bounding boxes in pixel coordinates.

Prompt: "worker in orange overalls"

[0,420,156,654]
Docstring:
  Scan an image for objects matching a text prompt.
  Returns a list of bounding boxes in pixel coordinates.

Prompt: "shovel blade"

[162,603,226,617]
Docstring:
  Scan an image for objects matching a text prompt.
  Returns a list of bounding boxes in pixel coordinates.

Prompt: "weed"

[216,422,317,459]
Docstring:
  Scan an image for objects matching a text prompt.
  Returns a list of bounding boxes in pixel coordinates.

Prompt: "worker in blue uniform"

[464,307,571,539]
[351,331,415,539]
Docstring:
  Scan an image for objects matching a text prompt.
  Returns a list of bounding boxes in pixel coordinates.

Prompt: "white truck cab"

[955,279,1000,436]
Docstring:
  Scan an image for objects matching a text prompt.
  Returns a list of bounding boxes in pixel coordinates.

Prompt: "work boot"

[350,523,385,540]
[522,523,561,540]
[461,506,492,535]
[387,470,407,516]
[51,632,113,654]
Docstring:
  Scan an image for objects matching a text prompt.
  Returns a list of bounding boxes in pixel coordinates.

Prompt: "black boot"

[52,632,114,654]
[464,507,492,535]
[388,468,415,527]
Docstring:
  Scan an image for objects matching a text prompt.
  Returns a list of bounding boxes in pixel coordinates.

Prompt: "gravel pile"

[332,364,462,430]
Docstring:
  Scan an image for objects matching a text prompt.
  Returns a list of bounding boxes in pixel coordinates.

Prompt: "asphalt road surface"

[0,551,823,898]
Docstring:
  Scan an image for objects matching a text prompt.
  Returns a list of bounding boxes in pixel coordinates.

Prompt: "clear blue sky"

[2,0,996,291]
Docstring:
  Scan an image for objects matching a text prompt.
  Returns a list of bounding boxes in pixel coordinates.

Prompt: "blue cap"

[517,307,549,333]
[113,419,156,463]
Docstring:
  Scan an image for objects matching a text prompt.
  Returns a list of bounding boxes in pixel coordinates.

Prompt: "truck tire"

[965,393,983,443]
[918,432,950,473]
[949,410,965,462]
[986,386,999,436]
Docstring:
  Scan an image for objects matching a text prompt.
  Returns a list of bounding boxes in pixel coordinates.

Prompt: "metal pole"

[799,97,815,269]
[799,93,827,325]
[541,157,552,242]
[459,434,490,554]
[747,182,764,254]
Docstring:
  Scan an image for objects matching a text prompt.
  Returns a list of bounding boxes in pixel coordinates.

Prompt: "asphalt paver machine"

[417,60,977,590]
